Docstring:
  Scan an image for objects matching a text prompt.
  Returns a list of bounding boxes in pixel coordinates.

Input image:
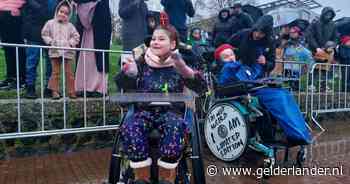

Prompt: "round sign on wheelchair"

[204,103,248,161]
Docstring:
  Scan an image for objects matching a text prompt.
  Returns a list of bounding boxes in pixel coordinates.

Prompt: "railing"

[309,63,350,131]
[0,42,132,139]
[1,42,350,138]
[271,60,311,114]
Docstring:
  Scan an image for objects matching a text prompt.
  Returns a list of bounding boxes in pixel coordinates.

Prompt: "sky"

[256,0,349,19]
[113,0,350,20]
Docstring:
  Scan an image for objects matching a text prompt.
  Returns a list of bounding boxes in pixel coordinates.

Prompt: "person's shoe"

[0,79,10,88]
[52,91,61,99]
[76,91,84,97]
[69,92,77,99]
[25,85,38,99]
[133,180,150,184]
[248,138,274,158]
[44,88,52,98]
[87,91,103,98]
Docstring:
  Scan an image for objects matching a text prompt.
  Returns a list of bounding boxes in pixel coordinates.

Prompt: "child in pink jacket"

[41,0,80,99]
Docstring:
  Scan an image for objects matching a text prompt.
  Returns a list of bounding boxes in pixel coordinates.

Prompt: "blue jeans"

[25,41,52,86]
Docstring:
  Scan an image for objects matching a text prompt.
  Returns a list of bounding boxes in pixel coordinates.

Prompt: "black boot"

[44,88,52,98]
[0,79,11,88]
[25,85,37,99]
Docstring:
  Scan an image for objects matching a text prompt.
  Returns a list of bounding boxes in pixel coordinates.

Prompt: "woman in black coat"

[118,0,148,51]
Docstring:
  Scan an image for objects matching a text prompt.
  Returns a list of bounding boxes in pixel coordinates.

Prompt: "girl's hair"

[154,25,180,49]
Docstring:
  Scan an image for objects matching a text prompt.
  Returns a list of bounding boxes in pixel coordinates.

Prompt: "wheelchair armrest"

[215,81,266,97]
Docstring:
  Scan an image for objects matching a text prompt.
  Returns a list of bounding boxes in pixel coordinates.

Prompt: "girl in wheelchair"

[214,44,312,156]
[115,24,205,184]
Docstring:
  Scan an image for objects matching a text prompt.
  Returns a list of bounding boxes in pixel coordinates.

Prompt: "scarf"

[144,48,174,68]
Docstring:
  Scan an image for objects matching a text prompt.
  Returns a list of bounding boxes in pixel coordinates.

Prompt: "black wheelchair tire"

[191,114,206,184]
[107,133,122,184]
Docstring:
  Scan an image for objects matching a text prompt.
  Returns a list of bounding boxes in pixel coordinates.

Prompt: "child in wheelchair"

[214,44,312,156]
[115,24,206,184]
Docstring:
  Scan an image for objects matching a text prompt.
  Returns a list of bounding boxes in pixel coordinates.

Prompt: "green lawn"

[0,44,122,98]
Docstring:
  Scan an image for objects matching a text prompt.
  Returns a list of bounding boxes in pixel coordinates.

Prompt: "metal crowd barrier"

[0,42,131,139]
[309,63,350,131]
[272,60,311,114]
[1,42,350,138]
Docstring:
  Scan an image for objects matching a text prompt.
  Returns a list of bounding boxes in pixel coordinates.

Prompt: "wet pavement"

[0,119,350,184]
[204,120,350,184]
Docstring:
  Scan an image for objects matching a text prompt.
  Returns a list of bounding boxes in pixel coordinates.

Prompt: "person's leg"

[64,59,76,98]
[7,15,26,87]
[25,43,40,98]
[44,50,52,97]
[120,110,152,183]
[177,28,188,43]
[158,111,186,184]
[48,58,61,99]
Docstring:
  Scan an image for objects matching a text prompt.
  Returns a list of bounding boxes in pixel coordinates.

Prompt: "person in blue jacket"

[215,44,312,149]
[161,0,195,42]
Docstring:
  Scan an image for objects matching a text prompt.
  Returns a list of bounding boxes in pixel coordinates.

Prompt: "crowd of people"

[0,0,111,98]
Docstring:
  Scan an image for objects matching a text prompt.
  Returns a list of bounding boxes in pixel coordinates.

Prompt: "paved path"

[1,121,350,184]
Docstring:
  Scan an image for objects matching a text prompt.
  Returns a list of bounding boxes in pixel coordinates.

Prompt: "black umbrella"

[242,4,263,23]
[335,17,350,36]
[288,19,310,32]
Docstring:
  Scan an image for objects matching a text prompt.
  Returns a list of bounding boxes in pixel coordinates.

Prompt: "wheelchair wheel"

[107,132,134,184]
[190,114,206,184]
[296,146,306,168]
[204,103,249,162]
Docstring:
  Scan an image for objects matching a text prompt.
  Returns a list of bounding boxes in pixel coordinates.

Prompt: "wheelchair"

[106,93,206,184]
[196,49,307,168]
[204,78,307,168]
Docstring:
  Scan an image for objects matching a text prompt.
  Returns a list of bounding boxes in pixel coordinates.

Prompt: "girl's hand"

[122,57,138,77]
[171,51,195,78]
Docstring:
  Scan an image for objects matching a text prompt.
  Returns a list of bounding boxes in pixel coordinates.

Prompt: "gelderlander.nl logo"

[207,165,344,179]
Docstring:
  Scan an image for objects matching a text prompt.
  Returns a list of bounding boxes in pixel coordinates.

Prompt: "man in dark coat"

[21,0,58,98]
[212,8,233,48]
[0,11,26,89]
[229,3,254,35]
[118,0,148,51]
[161,0,195,42]
[306,7,337,54]
[75,0,112,74]
[230,15,276,74]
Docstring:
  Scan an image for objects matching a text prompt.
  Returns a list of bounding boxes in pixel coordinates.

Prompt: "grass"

[0,44,122,98]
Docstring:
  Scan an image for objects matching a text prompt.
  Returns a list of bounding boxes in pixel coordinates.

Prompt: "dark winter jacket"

[338,45,350,64]
[231,12,254,34]
[21,0,58,43]
[306,7,337,53]
[76,0,112,73]
[230,15,276,73]
[212,9,233,48]
[118,0,148,51]
[161,0,195,31]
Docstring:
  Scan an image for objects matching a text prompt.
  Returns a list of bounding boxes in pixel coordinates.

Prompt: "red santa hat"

[214,44,234,61]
